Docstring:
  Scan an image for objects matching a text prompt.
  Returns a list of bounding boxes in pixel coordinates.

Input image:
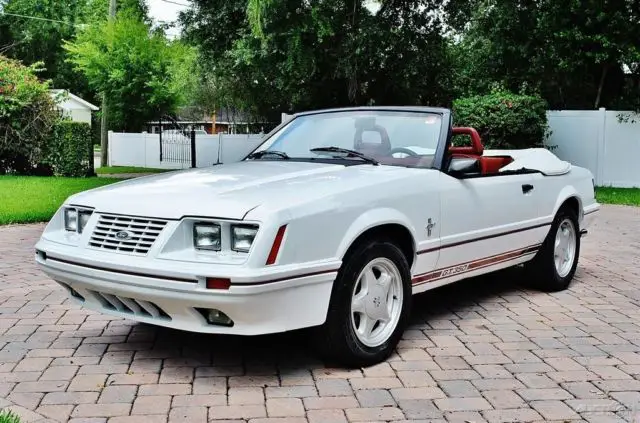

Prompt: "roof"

[49,89,100,111]
[173,106,255,124]
[293,106,451,117]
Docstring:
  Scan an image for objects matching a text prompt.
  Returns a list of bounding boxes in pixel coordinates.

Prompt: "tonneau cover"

[484,148,571,176]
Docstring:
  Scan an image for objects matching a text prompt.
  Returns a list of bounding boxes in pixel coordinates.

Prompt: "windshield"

[252,110,442,168]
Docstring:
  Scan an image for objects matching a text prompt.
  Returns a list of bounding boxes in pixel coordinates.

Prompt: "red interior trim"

[450,127,484,155]
[266,225,287,265]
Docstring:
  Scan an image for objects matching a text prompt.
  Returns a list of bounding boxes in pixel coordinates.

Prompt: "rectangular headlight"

[64,208,78,232]
[64,207,93,233]
[78,210,93,234]
[193,223,221,251]
[231,224,258,252]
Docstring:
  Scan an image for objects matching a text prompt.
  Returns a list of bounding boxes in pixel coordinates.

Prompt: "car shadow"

[126,266,540,372]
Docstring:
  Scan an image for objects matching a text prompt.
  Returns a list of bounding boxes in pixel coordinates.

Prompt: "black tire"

[526,206,581,292]
[315,238,412,368]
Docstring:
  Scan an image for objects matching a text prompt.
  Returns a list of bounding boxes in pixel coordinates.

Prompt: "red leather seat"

[449,127,513,174]
[479,156,514,174]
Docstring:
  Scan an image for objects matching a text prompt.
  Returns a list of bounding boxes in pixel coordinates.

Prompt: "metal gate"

[158,116,196,168]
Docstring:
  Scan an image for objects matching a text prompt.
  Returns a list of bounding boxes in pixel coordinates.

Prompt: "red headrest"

[450,127,484,156]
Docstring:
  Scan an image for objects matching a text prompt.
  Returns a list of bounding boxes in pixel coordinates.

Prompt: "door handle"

[522,184,534,194]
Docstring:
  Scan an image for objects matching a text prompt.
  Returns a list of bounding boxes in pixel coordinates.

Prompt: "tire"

[526,206,581,292]
[315,238,412,367]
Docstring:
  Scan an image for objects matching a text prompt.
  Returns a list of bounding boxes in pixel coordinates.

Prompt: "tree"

[447,0,640,110]
[65,13,197,131]
[180,0,455,120]
[0,0,149,103]
[0,55,58,174]
[0,0,89,97]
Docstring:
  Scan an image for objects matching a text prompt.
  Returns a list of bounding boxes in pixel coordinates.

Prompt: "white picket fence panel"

[108,109,640,188]
[108,132,264,169]
[547,109,640,188]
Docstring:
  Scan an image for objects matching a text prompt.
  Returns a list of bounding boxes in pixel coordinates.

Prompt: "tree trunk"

[594,64,609,109]
[100,94,108,167]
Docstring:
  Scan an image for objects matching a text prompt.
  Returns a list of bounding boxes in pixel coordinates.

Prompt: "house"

[49,89,99,126]
[146,107,271,135]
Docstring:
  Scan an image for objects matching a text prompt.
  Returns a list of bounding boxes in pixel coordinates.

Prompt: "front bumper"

[35,239,339,335]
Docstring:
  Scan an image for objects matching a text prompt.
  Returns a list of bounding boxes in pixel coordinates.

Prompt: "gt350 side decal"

[412,244,540,286]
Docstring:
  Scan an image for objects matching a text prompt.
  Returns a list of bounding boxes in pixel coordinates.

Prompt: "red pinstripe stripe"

[412,244,540,286]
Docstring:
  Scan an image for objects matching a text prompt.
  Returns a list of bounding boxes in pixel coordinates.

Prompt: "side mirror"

[448,157,480,177]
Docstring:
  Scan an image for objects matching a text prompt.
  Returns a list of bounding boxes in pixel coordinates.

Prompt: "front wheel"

[316,239,412,367]
[526,206,580,292]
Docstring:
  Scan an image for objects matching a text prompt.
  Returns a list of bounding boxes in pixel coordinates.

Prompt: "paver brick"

[72,403,131,418]
[266,398,305,417]
[434,397,492,412]
[354,389,395,407]
[131,395,171,414]
[168,406,207,423]
[345,406,404,421]
[307,409,347,423]
[98,385,138,403]
[2,206,640,422]
[482,390,525,409]
[530,400,580,420]
[109,416,167,423]
[208,405,267,420]
[36,404,75,421]
[481,408,542,422]
[41,391,99,405]
[137,383,190,396]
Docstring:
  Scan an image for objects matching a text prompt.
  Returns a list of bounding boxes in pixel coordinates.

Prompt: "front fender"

[336,207,418,259]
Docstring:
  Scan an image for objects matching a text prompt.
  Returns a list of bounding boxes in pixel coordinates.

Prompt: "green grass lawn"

[0,176,120,225]
[95,166,172,174]
[0,409,21,423]
[596,187,640,206]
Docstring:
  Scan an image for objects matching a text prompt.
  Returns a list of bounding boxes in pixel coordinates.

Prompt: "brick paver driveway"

[1,205,639,423]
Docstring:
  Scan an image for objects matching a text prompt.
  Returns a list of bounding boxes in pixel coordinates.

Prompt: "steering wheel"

[389,147,419,157]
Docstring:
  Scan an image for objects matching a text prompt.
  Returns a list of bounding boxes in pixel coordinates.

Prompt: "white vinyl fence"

[547,109,640,188]
[108,132,264,169]
[109,110,640,187]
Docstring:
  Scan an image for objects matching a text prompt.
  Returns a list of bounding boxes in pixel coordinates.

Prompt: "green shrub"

[452,89,549,149]
[0,55,58,174]
[42,120,92,177]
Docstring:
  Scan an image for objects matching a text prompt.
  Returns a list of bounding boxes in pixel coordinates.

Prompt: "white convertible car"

[35,107,599,366]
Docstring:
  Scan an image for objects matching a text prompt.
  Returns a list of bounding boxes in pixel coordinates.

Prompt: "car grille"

[89,214,168,255]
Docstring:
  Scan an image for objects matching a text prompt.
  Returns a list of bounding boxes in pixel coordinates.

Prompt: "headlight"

[64,208,78,232]
[231,224,258,252]
[64,207,93,233]
[193,223,221,251]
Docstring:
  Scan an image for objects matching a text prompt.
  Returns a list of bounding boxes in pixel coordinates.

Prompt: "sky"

[146,0,382,38]
[147,0,190,37]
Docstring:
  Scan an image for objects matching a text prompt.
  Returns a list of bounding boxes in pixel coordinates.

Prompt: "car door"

[435,170,548,277]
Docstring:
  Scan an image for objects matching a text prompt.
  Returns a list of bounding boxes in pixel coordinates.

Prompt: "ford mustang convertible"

[35,106,599,366]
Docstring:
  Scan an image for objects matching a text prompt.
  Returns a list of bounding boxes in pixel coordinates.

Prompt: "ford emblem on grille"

[115,230,133,240]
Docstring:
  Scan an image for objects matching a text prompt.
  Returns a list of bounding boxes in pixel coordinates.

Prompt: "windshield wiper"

[310,146,379,166]
[246,150,290,160]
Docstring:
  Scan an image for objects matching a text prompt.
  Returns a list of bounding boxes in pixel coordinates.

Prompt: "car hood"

[67,161,410,220]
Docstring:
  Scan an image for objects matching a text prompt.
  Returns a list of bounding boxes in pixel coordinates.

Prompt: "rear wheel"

[526,206,580,292]
[316,239,412,367]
